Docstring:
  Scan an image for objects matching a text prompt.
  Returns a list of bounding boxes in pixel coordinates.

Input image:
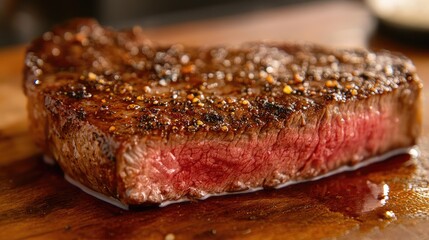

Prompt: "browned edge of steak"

[24,73,422,205]
[112,87,421,204]
[23,18,423,205]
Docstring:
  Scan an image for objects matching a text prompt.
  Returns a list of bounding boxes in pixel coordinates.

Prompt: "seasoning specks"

[88,72,97,81]
[30,21,420,136]
[283,85,293,94]
[241,100,250,105]
[325,80,338,88]
[127,104,141,110]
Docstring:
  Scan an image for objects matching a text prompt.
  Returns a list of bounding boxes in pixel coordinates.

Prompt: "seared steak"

[23,19,422,206]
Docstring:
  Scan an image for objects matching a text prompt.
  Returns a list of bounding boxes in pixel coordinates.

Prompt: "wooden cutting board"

[1,1,428,239]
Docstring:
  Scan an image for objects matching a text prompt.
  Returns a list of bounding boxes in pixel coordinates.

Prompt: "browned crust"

[23,18,423,204]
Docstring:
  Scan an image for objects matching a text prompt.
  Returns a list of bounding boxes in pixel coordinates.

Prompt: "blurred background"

[0,0,318,46]
[0,0,428,47]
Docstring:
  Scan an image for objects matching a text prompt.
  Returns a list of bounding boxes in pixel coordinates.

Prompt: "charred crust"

[76,107,87,120]
[258,99,293,119]
[203,112,224,124]
[25,18,422,137]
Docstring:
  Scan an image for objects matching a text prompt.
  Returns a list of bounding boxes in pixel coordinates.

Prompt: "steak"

[23,19,422,207]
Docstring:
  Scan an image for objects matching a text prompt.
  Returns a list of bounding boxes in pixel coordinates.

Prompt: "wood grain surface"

[1,1,428,239]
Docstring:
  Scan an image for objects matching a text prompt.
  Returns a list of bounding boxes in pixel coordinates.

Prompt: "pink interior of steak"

[118,94,415,204]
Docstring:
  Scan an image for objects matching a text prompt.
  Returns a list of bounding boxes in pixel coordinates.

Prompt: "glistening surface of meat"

[23,19,422,206]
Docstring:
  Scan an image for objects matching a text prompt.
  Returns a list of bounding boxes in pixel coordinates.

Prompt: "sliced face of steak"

[23,19,422,206]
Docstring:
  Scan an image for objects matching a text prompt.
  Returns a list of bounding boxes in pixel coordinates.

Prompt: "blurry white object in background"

[366,0,429,31]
